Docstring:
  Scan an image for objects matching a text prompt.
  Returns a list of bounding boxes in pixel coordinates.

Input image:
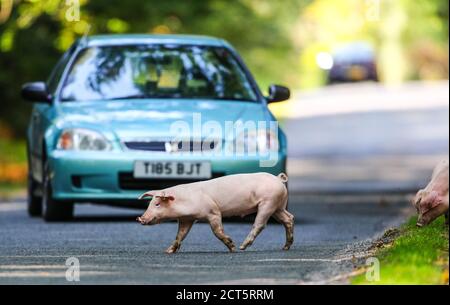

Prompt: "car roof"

[84,34,228,48]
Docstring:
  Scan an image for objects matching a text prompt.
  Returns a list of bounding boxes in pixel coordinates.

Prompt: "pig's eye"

[154,202,160,207]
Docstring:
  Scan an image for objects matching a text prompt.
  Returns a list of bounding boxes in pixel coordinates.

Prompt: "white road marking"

[256,253,370,263]
[297,269,367,285]
[0,271,118,278]
[0,255,119,258]
[0,264,114,269]
[0,202,25,212]
[208,278,300,285]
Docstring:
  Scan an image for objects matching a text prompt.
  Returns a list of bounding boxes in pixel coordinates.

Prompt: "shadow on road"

[68,215,141,223]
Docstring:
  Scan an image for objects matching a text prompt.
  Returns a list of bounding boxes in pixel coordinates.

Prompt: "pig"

[137,172,293,253]
[412,159,449,227]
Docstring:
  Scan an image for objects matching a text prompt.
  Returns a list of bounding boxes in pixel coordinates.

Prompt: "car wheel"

[27,174,42,217]
[42,160,74,222]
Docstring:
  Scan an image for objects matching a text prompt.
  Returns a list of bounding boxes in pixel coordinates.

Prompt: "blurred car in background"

[319,42,379,84]
[22,34,288,222]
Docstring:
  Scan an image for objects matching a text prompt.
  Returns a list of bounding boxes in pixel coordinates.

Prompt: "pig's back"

[201,173,287,215]
[429,159,449,194]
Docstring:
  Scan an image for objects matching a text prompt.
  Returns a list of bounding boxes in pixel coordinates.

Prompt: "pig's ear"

[138,191,156,200]
[412,190,423,208]
[155,191,175,202]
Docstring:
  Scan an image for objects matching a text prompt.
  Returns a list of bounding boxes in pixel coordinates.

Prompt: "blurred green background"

[0,0,448,188]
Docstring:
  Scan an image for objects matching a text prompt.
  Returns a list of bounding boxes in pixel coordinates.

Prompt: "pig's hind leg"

[208,213,236,252]
[272,209,295,250]
[166,219,194,254]
[240,203,277,250]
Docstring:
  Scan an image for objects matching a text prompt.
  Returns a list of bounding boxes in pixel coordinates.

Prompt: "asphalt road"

[282,81,449,194]
[0,194,411,284]
[0,81,447,284]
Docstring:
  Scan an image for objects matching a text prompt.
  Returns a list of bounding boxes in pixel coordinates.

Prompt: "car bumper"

[49,150,287,201]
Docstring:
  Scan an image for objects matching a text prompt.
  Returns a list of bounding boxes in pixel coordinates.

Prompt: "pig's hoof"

[229,245,236,252]
[282,245,291,251]
[165,246,179,254]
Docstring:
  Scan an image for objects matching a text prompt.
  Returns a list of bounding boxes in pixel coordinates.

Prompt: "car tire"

[42,161,74,222]
[27,174,42,217]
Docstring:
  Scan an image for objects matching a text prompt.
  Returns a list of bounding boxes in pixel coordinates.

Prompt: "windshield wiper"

[107,94,150,100]
[200,96,256,102]
[107,94,182,100]
[104,94,256,102]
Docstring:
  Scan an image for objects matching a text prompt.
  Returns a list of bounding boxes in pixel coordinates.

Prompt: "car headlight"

[232,129,279,155]
[56,128,112,151]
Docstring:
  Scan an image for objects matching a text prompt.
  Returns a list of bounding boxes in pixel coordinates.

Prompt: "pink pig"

[413,159,449,227]
[137,172,293,253]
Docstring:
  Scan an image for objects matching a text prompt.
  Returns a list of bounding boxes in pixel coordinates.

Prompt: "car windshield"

[60,45,258,102]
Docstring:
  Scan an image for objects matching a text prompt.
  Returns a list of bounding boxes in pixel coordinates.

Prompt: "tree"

[0,0,304,136]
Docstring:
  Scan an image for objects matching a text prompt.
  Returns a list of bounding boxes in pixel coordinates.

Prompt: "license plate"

[133,161,212,179]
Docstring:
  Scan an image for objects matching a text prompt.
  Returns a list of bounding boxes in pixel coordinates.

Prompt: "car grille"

[124,141,166,152]
[124,140,218,152]
[118,172,225,190]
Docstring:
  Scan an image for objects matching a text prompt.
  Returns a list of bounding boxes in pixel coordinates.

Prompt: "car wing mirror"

[21,82,52,103]
[266,84,290,103]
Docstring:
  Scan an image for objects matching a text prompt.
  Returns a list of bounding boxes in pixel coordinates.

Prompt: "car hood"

[56,99,267,139]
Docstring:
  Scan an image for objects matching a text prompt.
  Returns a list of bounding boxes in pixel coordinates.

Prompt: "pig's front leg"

[208,214,236,252]
[166,219,194,254]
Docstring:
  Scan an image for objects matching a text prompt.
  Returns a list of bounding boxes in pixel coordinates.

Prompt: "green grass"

[0,138,27,163]
[0,182,26,199]
[0,138,27,196]
[353,216,449,285]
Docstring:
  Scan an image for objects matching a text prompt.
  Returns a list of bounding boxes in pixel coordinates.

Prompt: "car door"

[28,43,77,182]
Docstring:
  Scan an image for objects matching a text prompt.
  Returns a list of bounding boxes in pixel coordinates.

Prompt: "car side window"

[47,44,77,95]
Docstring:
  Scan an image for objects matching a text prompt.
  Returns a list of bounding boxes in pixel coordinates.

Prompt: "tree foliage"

[0,0,448,136]
[0,0,305,136]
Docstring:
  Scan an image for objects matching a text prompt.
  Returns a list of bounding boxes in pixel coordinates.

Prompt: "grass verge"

[0,182,26,200]
[0,137,27,199]
[353,215,449,284]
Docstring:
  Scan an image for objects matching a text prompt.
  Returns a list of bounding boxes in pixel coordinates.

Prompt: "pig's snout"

[137,216,150,225]
[416,215,428,228]
[137,215,158,225]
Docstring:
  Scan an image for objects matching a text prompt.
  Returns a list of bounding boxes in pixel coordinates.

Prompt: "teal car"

[23,34,289,221]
